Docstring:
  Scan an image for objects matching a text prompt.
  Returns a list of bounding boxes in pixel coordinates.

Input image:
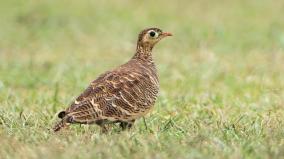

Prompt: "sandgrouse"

[53,27,172,132]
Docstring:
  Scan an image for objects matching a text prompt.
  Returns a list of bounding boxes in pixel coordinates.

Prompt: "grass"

[0,0,284,158]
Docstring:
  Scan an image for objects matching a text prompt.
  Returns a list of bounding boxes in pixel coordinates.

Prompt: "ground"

[0,0,284,159]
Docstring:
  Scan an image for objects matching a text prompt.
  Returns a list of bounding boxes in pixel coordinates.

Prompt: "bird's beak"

[161,32,173,37]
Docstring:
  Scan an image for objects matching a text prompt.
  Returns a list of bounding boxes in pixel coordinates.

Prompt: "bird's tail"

[53,118,68,132]
[53,111,69,132]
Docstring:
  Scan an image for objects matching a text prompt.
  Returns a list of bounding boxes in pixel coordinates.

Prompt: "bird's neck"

[132,43,154,62]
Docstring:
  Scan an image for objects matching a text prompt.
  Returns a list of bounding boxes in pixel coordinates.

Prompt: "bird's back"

[59,59,159,125]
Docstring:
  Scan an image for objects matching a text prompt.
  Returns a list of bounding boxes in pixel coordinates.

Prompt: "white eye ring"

[148,30,158,38]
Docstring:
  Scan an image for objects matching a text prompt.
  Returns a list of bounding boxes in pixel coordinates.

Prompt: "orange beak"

[162,32,173,36]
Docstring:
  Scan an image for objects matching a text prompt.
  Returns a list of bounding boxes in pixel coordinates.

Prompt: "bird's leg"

[120,120,135,130]
[120,122,128,130]
[96,119,109,134]
[100,124,109,134]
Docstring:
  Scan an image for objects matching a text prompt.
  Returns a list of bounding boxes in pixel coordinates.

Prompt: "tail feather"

[53,111,69,132]
[53,119,68,132]
[58,111,66,119]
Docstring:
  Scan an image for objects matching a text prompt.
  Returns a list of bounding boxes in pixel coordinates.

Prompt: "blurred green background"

[0,0,284,159]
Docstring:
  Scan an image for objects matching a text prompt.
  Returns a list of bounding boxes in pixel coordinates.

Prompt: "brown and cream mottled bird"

[53,27,172,132]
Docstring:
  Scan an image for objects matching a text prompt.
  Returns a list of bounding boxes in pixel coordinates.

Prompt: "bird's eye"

[149,31,157,38]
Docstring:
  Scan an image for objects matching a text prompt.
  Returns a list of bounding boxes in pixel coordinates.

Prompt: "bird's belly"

[124,87,159,120]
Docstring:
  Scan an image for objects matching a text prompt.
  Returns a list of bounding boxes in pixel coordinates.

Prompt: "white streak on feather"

[119,91,134,108]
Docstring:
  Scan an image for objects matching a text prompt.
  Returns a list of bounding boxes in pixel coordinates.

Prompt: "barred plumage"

[53,27,172,132]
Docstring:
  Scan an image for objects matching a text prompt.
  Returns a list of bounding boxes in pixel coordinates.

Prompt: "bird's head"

[137,27,172,49]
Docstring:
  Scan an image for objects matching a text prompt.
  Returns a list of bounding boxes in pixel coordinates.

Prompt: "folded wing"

[62,69,158,124]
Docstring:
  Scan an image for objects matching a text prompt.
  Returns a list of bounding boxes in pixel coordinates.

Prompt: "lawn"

[0,0,284,158]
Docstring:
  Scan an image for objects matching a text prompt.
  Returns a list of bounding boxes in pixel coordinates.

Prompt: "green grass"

[1,0,284,158]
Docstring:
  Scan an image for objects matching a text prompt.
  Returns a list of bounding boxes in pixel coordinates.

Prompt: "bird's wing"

[64,70,154,123]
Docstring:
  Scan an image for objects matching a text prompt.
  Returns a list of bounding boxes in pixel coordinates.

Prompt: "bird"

[53,27,172,132]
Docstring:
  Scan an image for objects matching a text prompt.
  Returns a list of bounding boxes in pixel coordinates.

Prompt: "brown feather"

[53,27,171,132]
